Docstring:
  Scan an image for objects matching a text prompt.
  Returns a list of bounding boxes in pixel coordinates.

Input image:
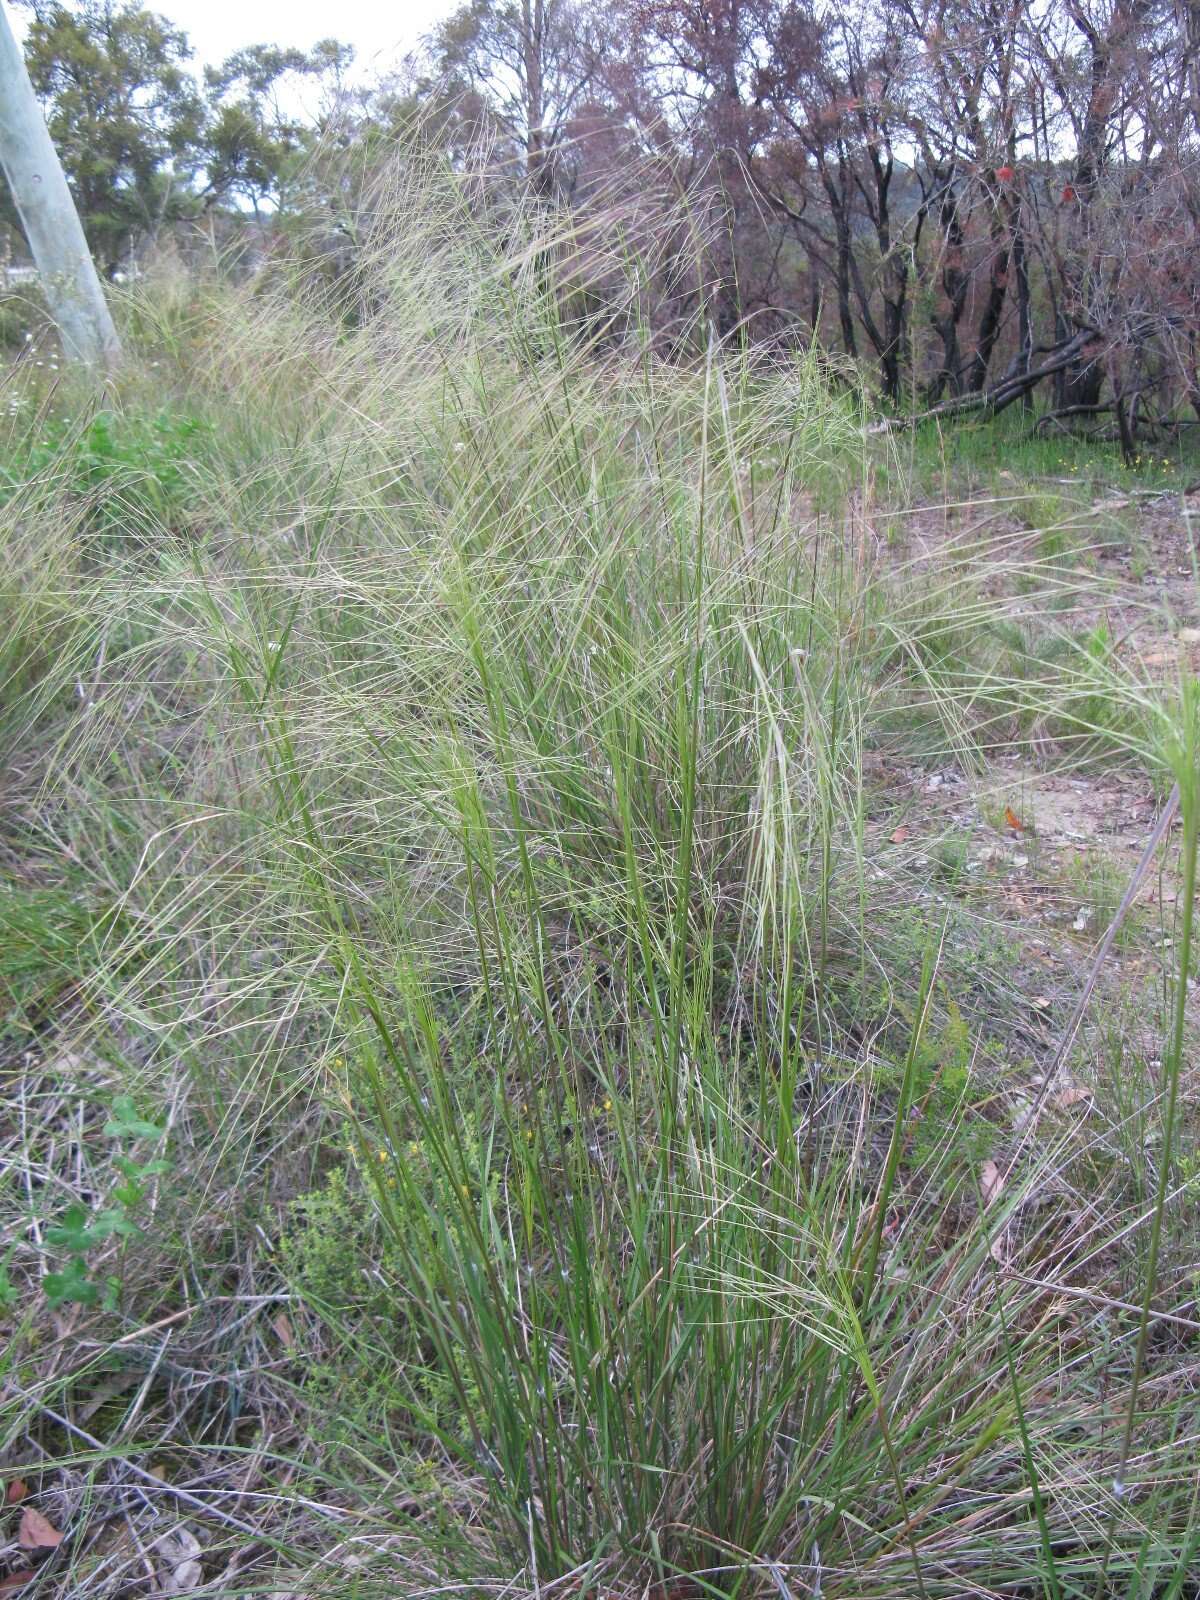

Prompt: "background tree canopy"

[5,0,1200,450]
[17,0,202,269]
[1,0,353,267]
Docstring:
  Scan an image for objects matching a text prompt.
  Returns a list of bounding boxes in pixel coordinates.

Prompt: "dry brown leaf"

[980,1159,1005,1207]
[1031,995,1052,1011]
[156,1528,203,1595]
[272,1311,295,1349]
[18,1508,63,1550]
[890,825,910,843]
[0,1572,35,1593]
[1055,1084,1094,1111]
[5,1479,27,1505]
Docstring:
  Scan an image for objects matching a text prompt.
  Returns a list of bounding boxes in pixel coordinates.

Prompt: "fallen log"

[868,330,1103,434]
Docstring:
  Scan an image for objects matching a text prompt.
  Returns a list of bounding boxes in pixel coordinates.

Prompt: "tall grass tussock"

[2,157,1199,1599]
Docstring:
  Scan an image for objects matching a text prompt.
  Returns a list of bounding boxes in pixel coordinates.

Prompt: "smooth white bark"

[0,0,120,367]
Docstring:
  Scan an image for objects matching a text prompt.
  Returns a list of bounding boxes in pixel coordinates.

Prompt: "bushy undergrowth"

[0,407,210,532]
[2,166,1199,1599]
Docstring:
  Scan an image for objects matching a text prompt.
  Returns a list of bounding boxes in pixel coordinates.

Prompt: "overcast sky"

[168,0,450,74]
[12,0,452,77]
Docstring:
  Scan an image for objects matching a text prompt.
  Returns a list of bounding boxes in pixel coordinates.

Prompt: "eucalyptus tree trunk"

[0,0,119,367]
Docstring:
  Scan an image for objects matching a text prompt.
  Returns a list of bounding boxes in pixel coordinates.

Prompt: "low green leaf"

[104,1095,165,1141]
[46,1204,137,1253]
[44,1257,99,1307]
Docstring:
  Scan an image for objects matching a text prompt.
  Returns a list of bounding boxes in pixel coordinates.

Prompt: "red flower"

[995,164,1015,184]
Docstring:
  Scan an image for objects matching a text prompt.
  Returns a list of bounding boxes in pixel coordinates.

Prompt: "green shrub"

[0,406,210,537]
